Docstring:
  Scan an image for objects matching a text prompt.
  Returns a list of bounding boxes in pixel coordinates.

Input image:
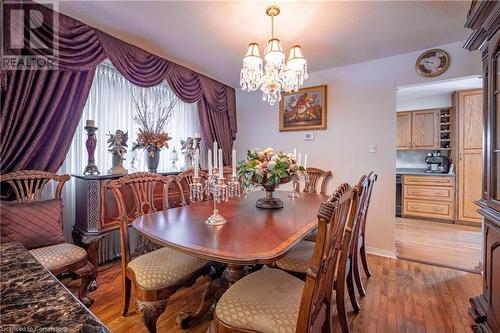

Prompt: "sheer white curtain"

[58,62,200,240]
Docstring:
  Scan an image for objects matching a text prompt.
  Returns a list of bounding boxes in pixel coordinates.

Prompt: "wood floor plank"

[395,217,481,272]
[63,254,481,333]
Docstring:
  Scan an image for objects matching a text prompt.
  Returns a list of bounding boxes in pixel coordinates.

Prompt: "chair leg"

[353,248,367,297]
[75,262,94,307]
[137,299,169,333]
[335,276,351,333]
[360,241,372,278]
[346,260,360,313]
[122,276,132,316]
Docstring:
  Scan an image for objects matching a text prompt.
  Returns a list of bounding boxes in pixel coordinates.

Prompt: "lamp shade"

[264,38,285,65]
[243,43,262,66]
[287,45,306,69]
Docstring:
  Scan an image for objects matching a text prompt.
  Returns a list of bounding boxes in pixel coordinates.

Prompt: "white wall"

[235,40,482,257]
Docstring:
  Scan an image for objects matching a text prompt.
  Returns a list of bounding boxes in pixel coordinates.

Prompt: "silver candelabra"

[189,168,240,226]
[288,170,310,198]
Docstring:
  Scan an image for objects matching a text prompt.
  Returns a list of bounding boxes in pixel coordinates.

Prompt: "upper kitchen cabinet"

[412,109,440,149]
[396,112,412,150]
[396,109,440,150]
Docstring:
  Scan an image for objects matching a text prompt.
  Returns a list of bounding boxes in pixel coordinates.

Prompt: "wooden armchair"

[178,168,208,203]
[212,183,357,333]
[301,167,333,194]
[273,177,368,332]
[106,172,214,333]
[0,170,99,306]
[350,172,377,299]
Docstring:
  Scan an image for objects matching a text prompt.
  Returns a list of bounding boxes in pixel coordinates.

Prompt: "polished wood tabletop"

[132,191,328,265]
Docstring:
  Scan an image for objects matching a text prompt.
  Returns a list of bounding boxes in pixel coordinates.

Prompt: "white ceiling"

[53,1,471,87]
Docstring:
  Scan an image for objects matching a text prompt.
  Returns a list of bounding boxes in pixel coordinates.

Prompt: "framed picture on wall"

[279,85,327,131]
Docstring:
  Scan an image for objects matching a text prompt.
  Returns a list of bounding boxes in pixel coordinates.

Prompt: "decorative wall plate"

[415,49,450,77]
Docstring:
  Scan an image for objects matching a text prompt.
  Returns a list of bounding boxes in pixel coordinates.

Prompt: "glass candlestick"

[189,169,240,226]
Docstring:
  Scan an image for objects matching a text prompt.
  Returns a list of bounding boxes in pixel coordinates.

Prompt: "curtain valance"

[0,1,237,172]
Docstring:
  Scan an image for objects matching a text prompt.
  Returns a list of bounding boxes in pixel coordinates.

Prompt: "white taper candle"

[208,149,212,175]
[232,149,236,176]
[298,153,302,167]
[218,149,223,178]
[213,142,218,169]
[194,149,199,178]
[304,154,308,170]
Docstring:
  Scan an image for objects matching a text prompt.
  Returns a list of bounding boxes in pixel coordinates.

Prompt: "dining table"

[132,190,328,328]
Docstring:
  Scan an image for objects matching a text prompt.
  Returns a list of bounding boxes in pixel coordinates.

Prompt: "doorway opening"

[395,75,483,273]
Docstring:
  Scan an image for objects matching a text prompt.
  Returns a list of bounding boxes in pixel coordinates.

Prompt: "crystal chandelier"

[240,5,308,105]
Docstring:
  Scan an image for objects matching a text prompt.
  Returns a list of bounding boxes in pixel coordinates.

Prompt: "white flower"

[268,161,276,170]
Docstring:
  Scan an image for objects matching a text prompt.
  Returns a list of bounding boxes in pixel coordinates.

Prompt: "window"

[58,62,201,239]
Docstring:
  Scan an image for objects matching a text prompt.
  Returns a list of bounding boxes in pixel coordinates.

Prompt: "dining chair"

[106,172,214,333]
[178,168,208,203]
[212,183,358,333]
[0,170,100,306]
[301,167,332,242]
[352,172,377,297]
[303,167,333,194]
[273,176,369,332]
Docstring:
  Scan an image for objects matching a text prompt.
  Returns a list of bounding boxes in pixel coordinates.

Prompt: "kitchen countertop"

[396,168,455,176]
[0,242,111,333]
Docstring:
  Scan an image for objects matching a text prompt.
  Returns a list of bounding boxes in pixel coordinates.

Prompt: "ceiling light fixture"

[240,5,308,105]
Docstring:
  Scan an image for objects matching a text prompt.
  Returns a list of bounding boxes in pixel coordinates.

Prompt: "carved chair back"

[302,167,333,194]
[296,183,357,332]
[350,175,369,251]
[178,168,208,202]
[358,172,377,245]
[105,172,172,272]
[0,170,70,203]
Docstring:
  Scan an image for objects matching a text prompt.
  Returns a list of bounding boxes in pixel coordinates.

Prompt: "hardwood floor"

[64,254,481,333]
[395,217,482,273]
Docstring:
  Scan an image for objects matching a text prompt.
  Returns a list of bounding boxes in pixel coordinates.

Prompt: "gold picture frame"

[279,85,327,132]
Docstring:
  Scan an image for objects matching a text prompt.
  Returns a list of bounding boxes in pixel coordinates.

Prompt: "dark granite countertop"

[396,168,455,177]
[0,242,111,333]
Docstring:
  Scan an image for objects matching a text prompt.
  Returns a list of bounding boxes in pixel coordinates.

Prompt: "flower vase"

[147,148,160,173]
[255,175,292,209]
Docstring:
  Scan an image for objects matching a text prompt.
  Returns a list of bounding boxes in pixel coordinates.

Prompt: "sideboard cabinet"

[72,171,184,263]
[464,2,500,332]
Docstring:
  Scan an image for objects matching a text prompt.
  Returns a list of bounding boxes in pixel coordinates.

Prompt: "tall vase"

[147,147,160,173]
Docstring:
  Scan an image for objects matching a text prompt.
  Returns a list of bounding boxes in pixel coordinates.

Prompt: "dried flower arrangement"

[130,87,178,157]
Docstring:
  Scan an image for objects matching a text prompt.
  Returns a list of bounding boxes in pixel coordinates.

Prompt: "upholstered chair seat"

[275,240,314,273]
[30,243,87,272]
[127,247,207,289]
[215,267,304,333]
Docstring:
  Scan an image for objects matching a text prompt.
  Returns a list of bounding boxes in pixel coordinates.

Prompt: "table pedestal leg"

[176,264,248,329]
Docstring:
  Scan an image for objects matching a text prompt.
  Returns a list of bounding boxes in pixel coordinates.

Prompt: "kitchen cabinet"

[396,109,440,150]
[412,109,440,149]
[464,2,500,332]
[402,175,455,221]
[396,112,412,150]
[454,89,483,225]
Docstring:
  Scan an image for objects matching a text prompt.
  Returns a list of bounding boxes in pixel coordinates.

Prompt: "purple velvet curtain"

[1,1,236,172]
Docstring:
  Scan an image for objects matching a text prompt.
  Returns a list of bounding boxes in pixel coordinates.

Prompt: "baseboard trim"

[366,246,397,259]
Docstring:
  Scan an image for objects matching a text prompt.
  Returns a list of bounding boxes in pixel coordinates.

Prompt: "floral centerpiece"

[238,147,304,209]
[130,88,178,172]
